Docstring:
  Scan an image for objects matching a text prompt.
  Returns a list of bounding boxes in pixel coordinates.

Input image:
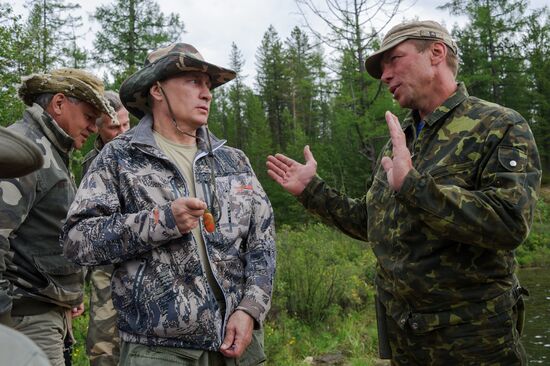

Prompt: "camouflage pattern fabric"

[82,137,120,366]
[298,83,540,363]
[0,104,84,322]
[18,68,117,122]
[119,43,236,119]
[62,115,276,351]
[385,297,526,365]
[87,265,119,366]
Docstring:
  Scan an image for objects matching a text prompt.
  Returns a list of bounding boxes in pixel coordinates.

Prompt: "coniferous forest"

[1,0,549,364]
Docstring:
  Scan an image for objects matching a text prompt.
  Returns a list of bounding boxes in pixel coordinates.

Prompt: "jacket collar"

[402,82,469,129]
[26,103,74,156]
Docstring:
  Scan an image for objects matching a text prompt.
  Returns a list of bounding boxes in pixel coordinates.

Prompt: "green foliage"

[92,0,185,86]
[517,189,550,267]
[272,224,376,325]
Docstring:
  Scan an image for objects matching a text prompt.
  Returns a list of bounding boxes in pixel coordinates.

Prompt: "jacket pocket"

[33,254,83,306]
[235,329,266,366]
[497,146,527,172]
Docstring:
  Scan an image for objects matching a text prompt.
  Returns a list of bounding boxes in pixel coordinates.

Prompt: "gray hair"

[97,90,123,126]
[34,93,81,109]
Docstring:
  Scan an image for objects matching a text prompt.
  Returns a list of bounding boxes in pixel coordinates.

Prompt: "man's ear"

[48,93,66,117]
[149,82,163,102]
[431,42,447,66]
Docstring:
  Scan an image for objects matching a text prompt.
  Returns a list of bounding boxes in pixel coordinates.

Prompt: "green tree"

[284,26,326,142]
[92,0,185,87]
[256,25,290,151]
[227,42,247,149]
[0,2,26,126]
[440,0,530,113]
[523,7,550,172]
[23,0,82,71]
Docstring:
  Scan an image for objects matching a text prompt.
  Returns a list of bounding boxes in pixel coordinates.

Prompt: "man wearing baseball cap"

[267,20,540,364]
[62,43,275,366]
[0,68,116,365]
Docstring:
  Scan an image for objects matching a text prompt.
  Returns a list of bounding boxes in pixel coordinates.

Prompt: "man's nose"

[89,121,98,133]
[201,86,212,102]
[381,66,392,84]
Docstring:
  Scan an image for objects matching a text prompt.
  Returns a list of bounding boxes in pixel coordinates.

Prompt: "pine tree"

[440,0,530,111]
[228,42,247,149]
[92,0,185,87]
[23,0,82,72]
[255,25,289,151]
[0,2,26,126]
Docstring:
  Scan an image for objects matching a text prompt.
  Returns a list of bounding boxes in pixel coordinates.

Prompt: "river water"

[519,267,550,364]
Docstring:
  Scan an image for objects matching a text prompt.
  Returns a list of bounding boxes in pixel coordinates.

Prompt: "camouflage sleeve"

[397,116,541,250]
[235,163,276,326]
[62,152,182,266]
[297,176,369,241]
[0,173,38,321]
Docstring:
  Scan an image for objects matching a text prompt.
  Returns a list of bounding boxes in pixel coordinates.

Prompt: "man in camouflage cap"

[0,67,115,366]
[268,20,540,365]
[62,43,275,366]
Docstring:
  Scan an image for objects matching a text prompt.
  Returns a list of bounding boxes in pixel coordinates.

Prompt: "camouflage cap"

[0,127,44,178]
[365,20,458,79]
[120,43,237,118]
[18,68,117,123]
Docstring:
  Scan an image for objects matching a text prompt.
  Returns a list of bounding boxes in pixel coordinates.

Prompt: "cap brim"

[365,35,418,79]
[0,127,44,178]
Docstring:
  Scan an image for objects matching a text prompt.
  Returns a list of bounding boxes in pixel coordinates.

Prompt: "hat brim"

[120,53,237,119]
[0,127,44,178]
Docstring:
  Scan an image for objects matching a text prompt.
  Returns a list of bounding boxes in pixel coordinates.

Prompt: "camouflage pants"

[386,301,527,365]
[119,329,266,366]
[87,265,120,366]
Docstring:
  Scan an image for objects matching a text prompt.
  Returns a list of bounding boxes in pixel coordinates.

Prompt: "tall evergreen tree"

[92,0,185,87]
[284,26,323,141]
[0,2,26,126]
[256,25,289,151]
[228,42,247,149]
[23,0,82,71]
[523,6,550,171]
[440,0,530,112]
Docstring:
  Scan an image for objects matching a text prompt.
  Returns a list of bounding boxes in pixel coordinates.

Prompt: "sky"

[9,0,547,87]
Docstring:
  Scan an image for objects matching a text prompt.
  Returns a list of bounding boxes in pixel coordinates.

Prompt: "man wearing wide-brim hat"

[62,43,276,366]
[267,20,539,365]
[0,67,116,366]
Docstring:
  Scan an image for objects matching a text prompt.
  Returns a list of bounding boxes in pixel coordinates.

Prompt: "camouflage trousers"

[119,329,266,366]
[385,300,527,365]
[87,265,120,366]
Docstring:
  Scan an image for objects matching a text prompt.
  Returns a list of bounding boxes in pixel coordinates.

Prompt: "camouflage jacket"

[299,83,541,332]
[62,115,276,350]
[0,104,84,319]
[81,135,104,178]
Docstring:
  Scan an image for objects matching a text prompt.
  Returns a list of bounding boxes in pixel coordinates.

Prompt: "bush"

[272,224,376,325]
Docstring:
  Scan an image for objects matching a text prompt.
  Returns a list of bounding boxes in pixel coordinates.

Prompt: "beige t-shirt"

[153,131,223,302]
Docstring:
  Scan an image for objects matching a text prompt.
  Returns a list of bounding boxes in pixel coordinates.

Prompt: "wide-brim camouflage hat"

[365,20,458,79]
[120,43,237,118]
[18,68,117,123]
[0,127,44,178]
